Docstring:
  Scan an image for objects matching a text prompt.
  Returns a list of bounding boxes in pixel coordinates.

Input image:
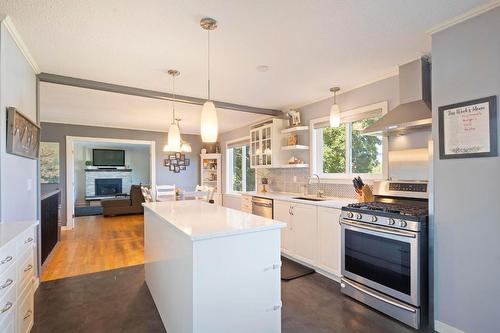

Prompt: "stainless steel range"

[340,180,429,329]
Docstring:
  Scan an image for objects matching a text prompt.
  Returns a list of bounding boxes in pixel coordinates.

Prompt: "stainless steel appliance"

[251,197,273,219]
[340,180,429,329]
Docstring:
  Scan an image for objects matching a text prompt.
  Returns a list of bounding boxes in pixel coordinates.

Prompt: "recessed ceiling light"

[256,65,270,72]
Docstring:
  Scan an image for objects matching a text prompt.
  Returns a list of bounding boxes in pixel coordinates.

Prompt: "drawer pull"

[0,302,12,313]
[24,264,33,272]
[24,237,34,244]
[0,256,13,265]
[0,279,13,290]
[263,262,282,272]
[23,310,33,320]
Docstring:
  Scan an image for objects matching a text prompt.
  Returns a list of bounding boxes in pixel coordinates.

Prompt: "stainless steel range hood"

[363,58,432,136]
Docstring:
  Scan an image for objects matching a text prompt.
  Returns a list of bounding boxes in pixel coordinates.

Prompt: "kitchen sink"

[292,196,327,202]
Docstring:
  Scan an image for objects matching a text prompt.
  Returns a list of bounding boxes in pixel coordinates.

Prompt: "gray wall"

[219,75,431,194]
[432,7,500,333]
[41,122,202,225]
[0,21,38,223]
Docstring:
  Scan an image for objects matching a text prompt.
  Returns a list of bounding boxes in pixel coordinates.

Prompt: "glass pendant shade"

[329,104,341,128]
[201,100,218,142]
[181,142,192,153]
[168,123,181,152]
[162,144,170,152]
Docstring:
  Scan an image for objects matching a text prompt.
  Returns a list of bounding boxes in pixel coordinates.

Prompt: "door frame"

[65,136,156,230]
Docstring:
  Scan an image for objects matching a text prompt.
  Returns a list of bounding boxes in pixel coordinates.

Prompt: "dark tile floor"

[33,265,426,333]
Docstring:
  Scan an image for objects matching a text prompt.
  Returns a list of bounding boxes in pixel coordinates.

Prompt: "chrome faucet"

[310,174,324,198]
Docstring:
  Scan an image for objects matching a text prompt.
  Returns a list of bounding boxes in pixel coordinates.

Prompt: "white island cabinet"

[143,200,285,333]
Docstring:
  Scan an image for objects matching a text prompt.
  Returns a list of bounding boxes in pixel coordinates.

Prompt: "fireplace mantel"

[85,168,133,172]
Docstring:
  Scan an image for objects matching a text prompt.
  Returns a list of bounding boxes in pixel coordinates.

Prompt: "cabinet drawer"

[18,283,33,333]
[241,195,253,205]
[17,251,34,296]
[0,264,16,303]
[0,241,16,276]
[241,202,252,213]
[0,284,15,324]
[0,307,15,333]
[17,228,35,257]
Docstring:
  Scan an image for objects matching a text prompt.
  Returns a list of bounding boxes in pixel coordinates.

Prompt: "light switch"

[27,178,32,191]
[293,176,297,183]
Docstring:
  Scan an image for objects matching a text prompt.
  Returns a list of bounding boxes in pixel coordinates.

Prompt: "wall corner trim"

[1,16,40,73]
[426,0,500,35]
[435,320,467,333]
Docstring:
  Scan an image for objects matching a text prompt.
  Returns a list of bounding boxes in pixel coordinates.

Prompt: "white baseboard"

[435,320,466,333]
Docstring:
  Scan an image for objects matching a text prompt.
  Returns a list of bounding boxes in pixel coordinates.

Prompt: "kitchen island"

[143,200,286,333]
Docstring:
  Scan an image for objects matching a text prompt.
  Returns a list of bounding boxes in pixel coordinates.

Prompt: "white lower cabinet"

[290,203,317,263]
[0,223,36,333]
[317,206,342,276]
[274,200,317,264]
[274,200,342,279]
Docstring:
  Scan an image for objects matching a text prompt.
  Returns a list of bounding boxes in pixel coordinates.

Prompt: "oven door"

[341,219,420,306]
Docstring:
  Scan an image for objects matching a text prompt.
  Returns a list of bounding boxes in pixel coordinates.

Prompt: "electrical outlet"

[293,176,297,183]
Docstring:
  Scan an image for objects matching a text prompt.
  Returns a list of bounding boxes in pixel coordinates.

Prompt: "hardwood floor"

[41,214,144,281]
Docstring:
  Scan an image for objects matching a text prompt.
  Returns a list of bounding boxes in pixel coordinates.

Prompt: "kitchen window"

[226,138,256,193]
[310,102,388,180]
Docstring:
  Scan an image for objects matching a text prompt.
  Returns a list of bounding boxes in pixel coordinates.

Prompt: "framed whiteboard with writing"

[439,96,497,159]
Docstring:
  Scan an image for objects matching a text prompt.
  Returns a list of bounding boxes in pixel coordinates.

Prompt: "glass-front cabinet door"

[250,124,274,168]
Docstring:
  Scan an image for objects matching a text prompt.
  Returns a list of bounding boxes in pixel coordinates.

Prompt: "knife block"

[356,185,374,203]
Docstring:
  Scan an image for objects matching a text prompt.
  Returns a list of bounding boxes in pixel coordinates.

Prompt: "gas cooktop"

[346,202,428,218]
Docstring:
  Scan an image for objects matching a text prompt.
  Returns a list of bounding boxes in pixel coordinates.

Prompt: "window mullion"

[346,123,352,175]
[242,146,247,191]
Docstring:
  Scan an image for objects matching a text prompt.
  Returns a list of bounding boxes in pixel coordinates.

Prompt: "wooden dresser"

[0,221,36,333]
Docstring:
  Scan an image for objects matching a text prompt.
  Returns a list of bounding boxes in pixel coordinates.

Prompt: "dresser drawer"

[17,251,34,297]
[0,284,16,324]
[0,264,16,303]
[0,241,16,276]
[18,283,34,333]
[17,228,35,257]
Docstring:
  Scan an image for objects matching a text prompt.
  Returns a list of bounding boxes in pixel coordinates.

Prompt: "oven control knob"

[355,213,362,220]
[347,212,354,218]
[388,218,396,225]
[371,216,378,222]
[399,220,407,228]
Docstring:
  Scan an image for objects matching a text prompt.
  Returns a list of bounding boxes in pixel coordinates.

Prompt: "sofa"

[101,185,145,217]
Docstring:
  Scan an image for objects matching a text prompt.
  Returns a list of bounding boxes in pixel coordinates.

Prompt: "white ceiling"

[0,0,491,132]
[40,82,269,134]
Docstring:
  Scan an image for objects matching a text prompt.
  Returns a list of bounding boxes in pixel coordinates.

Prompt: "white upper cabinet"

[249,119,287,168]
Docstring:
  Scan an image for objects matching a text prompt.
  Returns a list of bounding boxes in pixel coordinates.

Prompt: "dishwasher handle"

[252,201,273,208]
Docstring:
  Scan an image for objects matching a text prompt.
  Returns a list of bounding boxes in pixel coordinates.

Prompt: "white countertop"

[240,191,356,209]
[143,200,285,241]
[0,220,35,248]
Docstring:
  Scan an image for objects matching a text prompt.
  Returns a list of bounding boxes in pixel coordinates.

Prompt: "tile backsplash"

[256,168,357,199]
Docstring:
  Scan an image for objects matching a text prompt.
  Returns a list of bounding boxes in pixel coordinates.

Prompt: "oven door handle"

[340,219,416,238]
[341,278,417,313]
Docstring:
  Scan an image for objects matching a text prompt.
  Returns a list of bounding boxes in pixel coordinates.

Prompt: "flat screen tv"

[93,149,125,167]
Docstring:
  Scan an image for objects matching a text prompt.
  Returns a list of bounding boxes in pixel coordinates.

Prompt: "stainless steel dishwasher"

[251,197,273,219]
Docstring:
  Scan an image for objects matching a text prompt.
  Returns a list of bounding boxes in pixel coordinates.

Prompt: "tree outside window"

[228,145,255,193]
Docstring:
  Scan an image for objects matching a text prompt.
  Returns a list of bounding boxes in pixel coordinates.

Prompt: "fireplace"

[95,178,123,196]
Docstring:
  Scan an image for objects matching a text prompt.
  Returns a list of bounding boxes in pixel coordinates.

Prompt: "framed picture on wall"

[6,107,40,160]
[169,165,175,171]
[175,152,181,159]
[169,154,176,160]
[174,165,180,173]
[164,159,170,167]
[180,154,185,161]
[439,96,497,159]
[185,159,190,166]
[180,165,186,170]
[178,160,185,166]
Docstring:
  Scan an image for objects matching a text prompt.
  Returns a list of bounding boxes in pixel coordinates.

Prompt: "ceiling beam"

[37,73,282,116]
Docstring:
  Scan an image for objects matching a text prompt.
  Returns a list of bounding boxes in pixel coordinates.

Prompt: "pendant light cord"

[207,29,211,101]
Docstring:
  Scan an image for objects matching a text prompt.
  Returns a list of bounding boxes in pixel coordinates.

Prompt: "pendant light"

[200,17,218,143]
[329,87,341,128]
[164,69,182,152]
